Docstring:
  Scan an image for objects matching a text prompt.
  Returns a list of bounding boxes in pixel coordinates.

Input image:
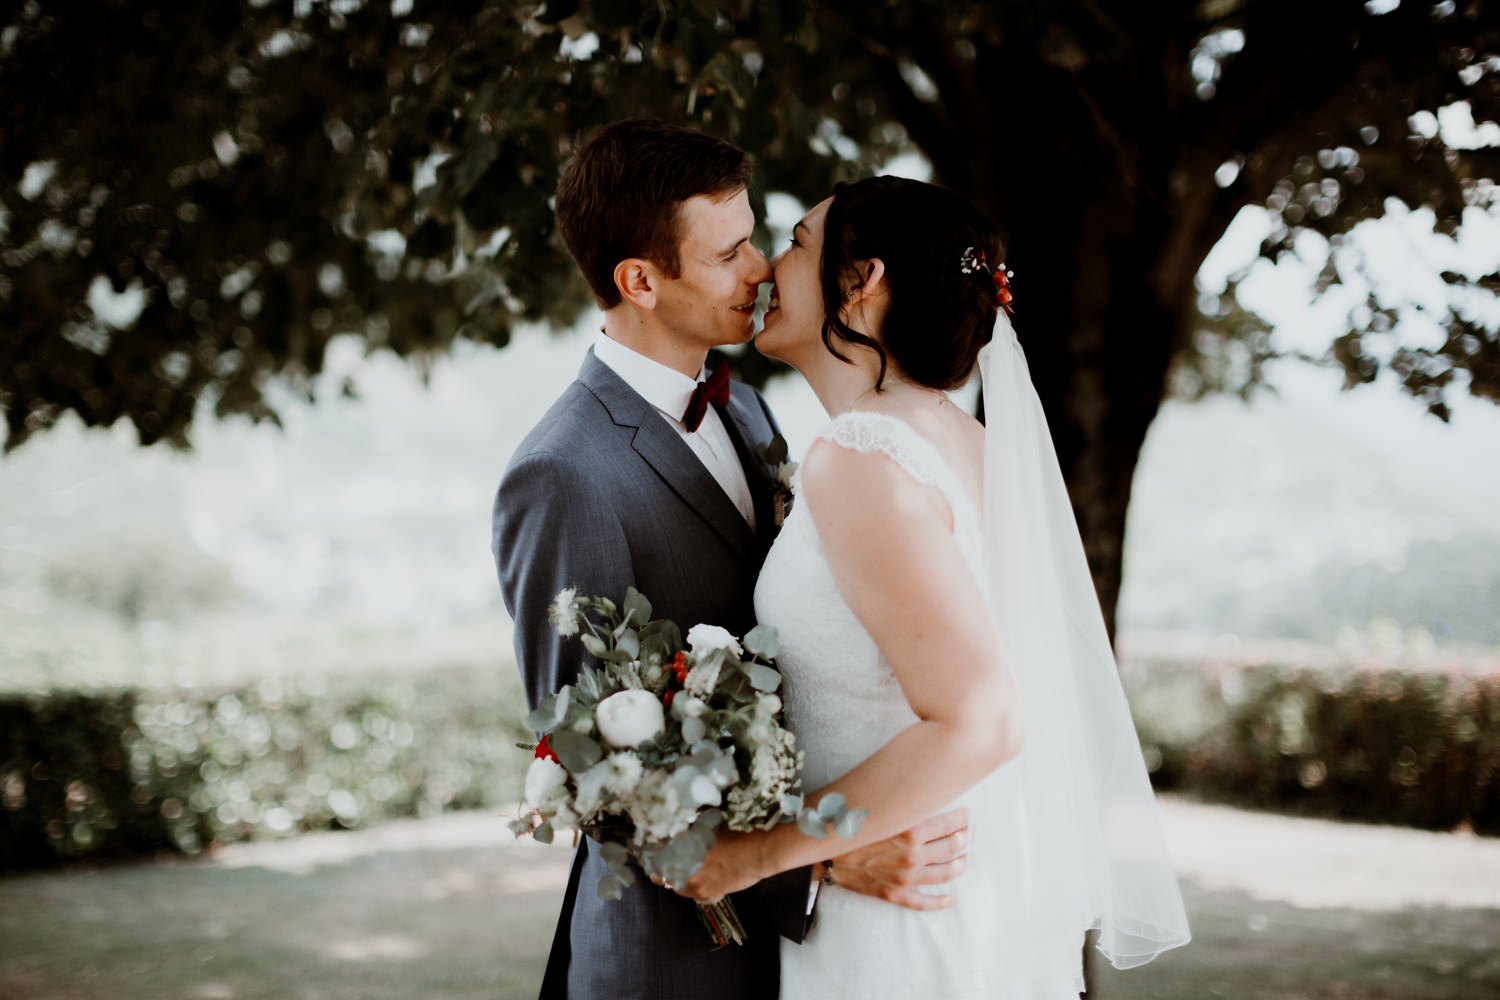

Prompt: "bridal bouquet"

[510,586,863,946]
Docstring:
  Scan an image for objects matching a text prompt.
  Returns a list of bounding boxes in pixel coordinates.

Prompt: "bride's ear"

[844,258,887,304]
[614,259,657,310]
[840,259,888,324]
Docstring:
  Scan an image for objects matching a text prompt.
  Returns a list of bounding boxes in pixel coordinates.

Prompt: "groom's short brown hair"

[555,119,753,309]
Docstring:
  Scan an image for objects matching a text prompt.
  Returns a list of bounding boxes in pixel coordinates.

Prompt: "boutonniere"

[755,434,798,528]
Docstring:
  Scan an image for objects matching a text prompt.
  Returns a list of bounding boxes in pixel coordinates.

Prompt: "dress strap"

[815,411,949,490]
[813,411,980,538]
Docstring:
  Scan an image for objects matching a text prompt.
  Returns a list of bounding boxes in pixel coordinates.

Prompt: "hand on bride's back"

[829,808,970,911]
[673,808,970,909]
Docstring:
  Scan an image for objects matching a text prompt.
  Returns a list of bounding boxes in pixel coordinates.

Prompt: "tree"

[3,0,1497,635]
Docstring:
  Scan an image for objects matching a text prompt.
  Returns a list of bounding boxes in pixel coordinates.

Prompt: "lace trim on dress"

[811,411,981,540]
[815,411,946,489]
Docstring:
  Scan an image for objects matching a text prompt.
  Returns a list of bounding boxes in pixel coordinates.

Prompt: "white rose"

[524,757,568,808]
[595,689,666,748]
[686,624,744,659]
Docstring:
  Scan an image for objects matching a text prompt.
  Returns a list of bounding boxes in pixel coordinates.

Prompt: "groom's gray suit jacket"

[493,349,812,1000]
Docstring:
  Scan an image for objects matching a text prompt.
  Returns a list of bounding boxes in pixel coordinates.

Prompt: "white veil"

[977,308,1191,973]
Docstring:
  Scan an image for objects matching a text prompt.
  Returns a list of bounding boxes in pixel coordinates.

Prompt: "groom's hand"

[827,808,969,911]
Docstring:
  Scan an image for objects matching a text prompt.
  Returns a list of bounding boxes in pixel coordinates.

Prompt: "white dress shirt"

[593,332,757,531]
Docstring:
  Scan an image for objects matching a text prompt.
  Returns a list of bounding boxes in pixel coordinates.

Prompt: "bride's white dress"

[755,411,1086,999]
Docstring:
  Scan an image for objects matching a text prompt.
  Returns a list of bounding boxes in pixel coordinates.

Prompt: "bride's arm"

[679,439,1023,900]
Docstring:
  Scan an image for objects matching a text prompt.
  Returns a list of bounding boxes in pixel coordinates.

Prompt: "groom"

[493,119,967,1000]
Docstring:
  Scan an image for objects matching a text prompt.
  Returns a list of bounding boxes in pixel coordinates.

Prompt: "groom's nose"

[743,244,772,285]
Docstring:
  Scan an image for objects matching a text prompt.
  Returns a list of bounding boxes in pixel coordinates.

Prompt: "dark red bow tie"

[682,358,730,432]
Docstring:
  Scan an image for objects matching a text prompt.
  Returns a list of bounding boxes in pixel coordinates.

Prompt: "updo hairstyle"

[820,176,1000,391]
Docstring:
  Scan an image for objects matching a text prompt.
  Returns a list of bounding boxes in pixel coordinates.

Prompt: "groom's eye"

[722,247,741,262]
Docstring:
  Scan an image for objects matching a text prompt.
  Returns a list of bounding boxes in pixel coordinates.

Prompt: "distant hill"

[1118,376,1500,648]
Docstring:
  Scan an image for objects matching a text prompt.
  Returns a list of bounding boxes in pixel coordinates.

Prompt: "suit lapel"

[719,389,777,549]
[579,351,757,559]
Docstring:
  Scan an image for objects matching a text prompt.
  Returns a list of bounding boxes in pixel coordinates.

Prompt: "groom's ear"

[614,259,658,310]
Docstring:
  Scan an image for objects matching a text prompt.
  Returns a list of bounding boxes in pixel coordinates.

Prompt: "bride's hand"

[672,830,768,902]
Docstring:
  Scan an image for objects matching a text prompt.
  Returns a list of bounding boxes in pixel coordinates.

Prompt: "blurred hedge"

[0,665,530,871]
[1128,659,1500,834]
[5,658,1497,872]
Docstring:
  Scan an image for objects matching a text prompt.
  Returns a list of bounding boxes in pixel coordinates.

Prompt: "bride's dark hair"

[820,176,1001,391]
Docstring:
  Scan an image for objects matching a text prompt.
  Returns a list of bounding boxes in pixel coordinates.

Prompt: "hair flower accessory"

[959,246,988,275]
[993,264,1015,315]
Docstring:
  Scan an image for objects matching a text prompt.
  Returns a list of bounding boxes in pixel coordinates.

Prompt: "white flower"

[595,689,666,748]
[573,761,611,817]
[548,587,579,638]
[678,694,707,719]
[524,757,568,808]
[604,752,644,796]
[683,660,721,698]
[569,713,595,735]
[625,771,694,845]
[686,624,743,658]
[777,463,797,489]
[757,694,782,716]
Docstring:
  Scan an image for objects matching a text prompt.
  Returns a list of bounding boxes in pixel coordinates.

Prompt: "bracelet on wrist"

[820,859,836,886]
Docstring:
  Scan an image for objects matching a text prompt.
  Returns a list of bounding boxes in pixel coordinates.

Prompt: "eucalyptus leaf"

[834,808,867,839]
[597,874,625,901]
[744,663,782,693]
[656,830,709,885]
[525,689,569,732]
[623,587,652,626]
[640,634,670,661]
[658,621,683,652]
[599,841,629,866]
[742,624,779,660]
[681,716,707,744]
[549,729,603,772]
[817,793,847,823]
[780,792,804,816]
[691,808,723,843]
[720,669,755,703]
[534,821,554,845]
[707,754,738,788]
[689,774,722,807]
[581,633,610,658]
[797,808,829,839]
[617,629,640,659]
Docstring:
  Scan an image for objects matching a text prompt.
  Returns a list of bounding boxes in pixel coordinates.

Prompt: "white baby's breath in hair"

[548,586,580,637]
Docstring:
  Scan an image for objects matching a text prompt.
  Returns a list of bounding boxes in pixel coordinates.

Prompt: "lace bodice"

[754,411,984,791]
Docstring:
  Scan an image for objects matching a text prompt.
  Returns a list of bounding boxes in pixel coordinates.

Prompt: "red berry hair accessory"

[960,245,1015,316]
[993,264,1014,316]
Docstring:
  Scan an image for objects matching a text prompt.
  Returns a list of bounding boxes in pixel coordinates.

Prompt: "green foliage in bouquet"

[512,587,864,902]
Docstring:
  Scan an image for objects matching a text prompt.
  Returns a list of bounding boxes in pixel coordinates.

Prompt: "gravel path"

[2,795,1496,999]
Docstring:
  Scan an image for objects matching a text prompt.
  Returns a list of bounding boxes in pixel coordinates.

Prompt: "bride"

[675,176,1191,997]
